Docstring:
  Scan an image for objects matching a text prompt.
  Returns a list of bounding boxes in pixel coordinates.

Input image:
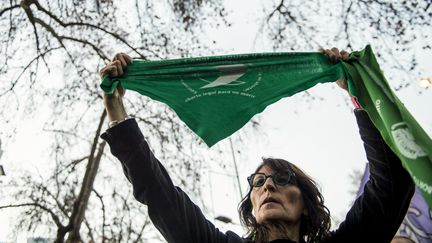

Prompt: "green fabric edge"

[342,44,432,207]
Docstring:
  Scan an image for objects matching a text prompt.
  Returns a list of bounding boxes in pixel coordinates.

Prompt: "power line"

[229,137,243,199]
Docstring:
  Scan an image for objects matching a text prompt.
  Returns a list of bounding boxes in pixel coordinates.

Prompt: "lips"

[261,196,281,208]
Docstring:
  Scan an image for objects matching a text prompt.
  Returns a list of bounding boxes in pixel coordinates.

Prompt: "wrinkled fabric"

[344,45,432,208]
[101,52,346,147]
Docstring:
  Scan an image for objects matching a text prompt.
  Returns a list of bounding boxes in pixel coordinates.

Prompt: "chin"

[257,210,288,223]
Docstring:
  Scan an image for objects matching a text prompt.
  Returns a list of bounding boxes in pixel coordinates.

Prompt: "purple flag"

[356,164,432,243]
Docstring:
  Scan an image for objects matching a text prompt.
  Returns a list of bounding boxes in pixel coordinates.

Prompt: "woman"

[100,48,414,243]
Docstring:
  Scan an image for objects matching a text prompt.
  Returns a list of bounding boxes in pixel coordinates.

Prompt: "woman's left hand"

[323,47,350,92]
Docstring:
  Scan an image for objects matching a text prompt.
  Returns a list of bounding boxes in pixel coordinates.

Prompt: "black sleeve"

[101,119,243,243]
[328,110,415,243]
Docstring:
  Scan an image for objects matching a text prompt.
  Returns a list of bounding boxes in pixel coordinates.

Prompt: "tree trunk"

[64,110,107,243]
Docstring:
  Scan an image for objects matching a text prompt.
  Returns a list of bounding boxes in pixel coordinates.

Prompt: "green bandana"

[101,46,432,207]
[343,45,432,208]
[101,52,346,146]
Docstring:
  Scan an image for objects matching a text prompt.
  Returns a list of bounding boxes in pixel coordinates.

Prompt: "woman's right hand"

[99,53,132,122]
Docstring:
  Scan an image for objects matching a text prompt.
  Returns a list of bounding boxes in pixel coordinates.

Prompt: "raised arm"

[329,109,415,242]
[99,53,241,243]
[322,48,415,242]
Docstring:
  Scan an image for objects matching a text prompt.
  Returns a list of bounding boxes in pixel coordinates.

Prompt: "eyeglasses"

[247,171,295,187]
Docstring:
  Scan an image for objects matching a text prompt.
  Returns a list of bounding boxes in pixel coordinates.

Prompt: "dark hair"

[238,158,331,243]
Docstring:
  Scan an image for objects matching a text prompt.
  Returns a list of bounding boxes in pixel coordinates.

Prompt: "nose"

[263,177,277,192]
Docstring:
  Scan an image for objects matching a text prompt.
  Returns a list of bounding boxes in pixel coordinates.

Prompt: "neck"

[262,221,301,242]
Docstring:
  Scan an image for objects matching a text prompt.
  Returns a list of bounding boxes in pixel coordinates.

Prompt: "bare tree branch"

[1,46,61,96]
[0,1,230,242]
[92,188,106,242]
[0,4,20,17]
[0,202,65,229]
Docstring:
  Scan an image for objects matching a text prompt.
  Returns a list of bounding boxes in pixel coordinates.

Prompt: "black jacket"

[101,110,414,243]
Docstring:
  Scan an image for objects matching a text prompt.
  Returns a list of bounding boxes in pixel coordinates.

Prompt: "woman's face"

[250,165,306,224]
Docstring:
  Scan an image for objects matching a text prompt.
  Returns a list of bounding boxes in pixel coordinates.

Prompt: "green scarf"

[343,45,432,208]
[101,52,346,146]
[101,45,432,207]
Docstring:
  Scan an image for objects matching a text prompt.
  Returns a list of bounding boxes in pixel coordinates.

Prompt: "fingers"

[331,47,342,60]
[99,61,122,77]
[99,65,118,78]
[113,60,123,76]
[336,78,348,92]
[99,52,132,78]
[323,47,350,63]
[113,52,132,68]
[341,50,349,61]
[324,47,341,62]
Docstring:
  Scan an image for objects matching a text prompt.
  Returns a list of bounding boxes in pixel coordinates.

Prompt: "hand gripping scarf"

[101,45,432,207]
